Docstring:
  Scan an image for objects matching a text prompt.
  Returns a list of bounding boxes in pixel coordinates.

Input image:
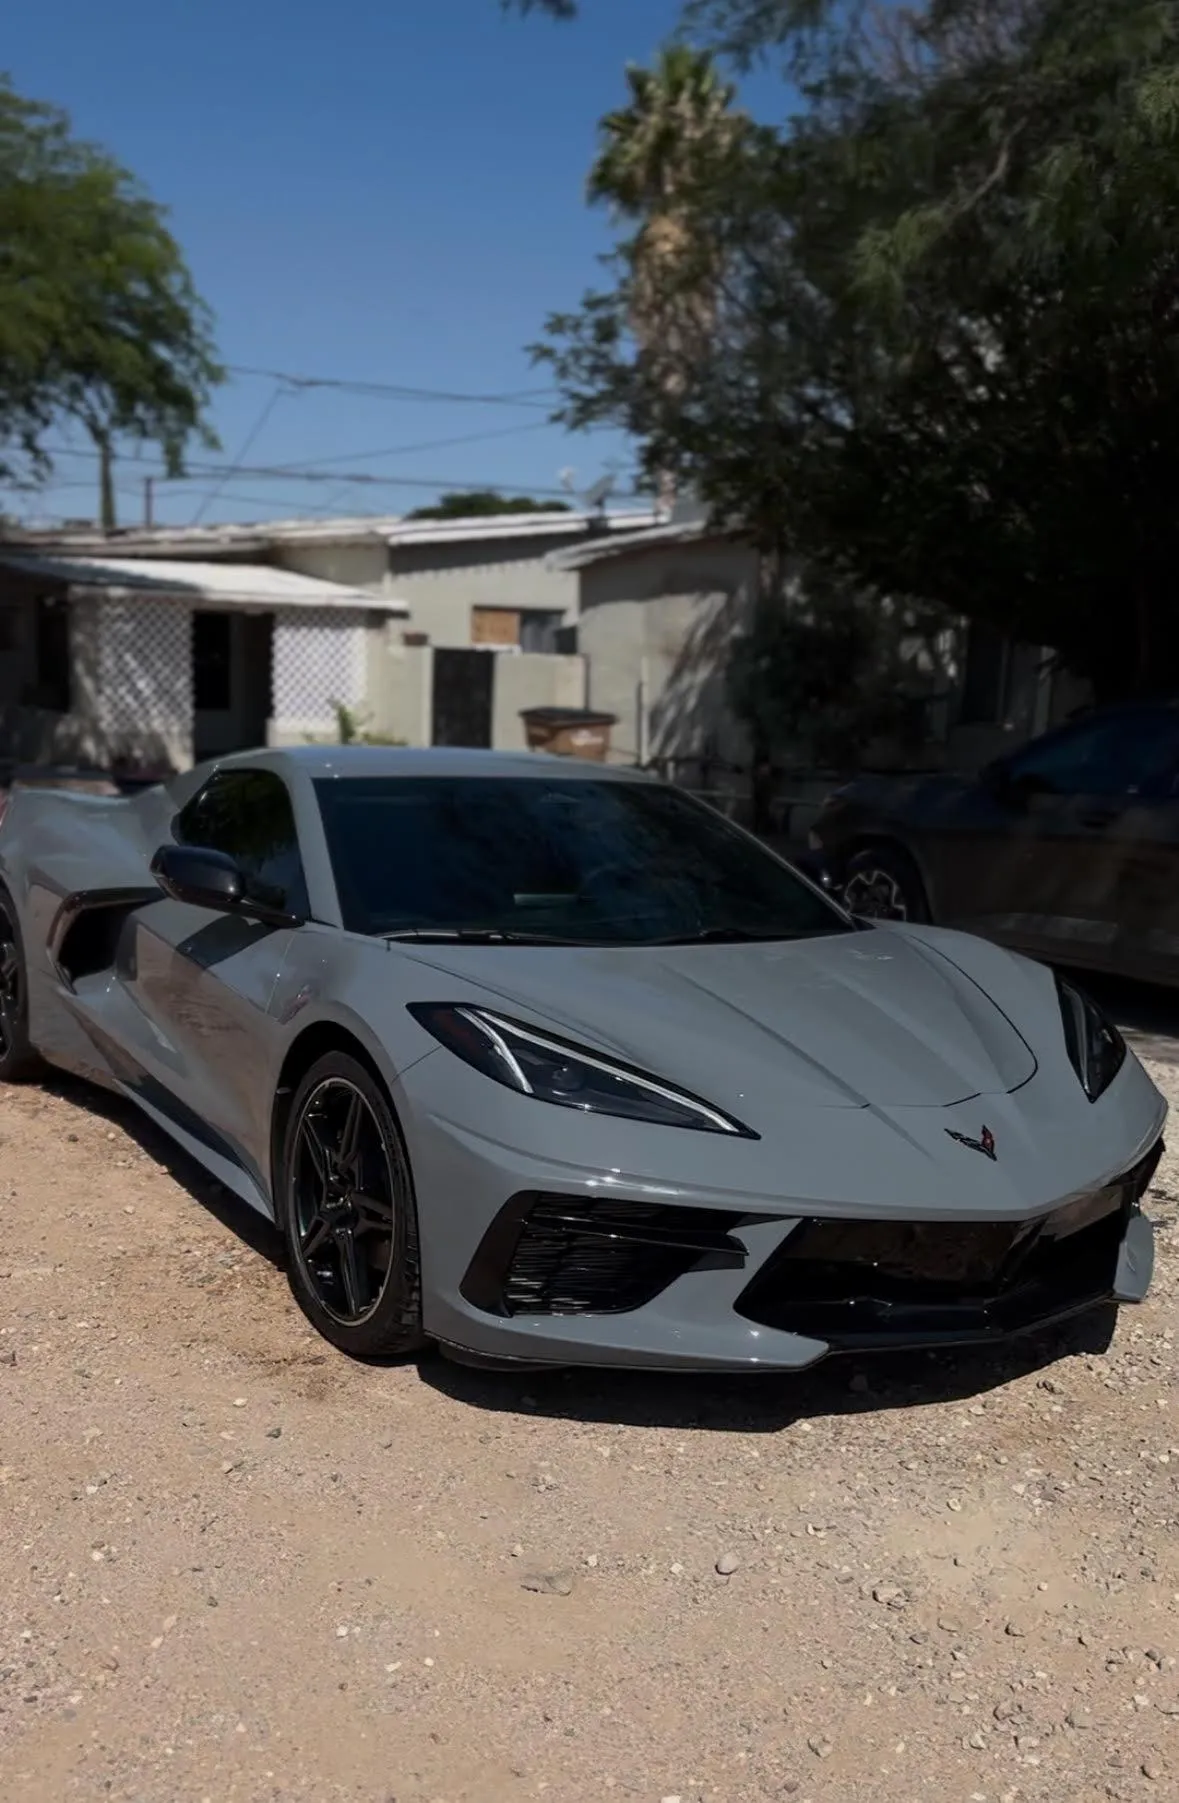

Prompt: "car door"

[109,766,308,1194]
[972,709,1179,971]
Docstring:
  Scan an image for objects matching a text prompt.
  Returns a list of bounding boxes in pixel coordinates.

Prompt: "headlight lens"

[408,1004,755,1136]
[1056,975,1126,1102]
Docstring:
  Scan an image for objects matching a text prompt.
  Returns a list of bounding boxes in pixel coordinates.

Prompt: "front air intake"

[461,1192,753,1317]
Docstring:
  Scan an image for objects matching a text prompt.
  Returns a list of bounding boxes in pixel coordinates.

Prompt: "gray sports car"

[0,746,1165,1371]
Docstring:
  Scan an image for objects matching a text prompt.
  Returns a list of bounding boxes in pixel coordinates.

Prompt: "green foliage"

[536,0,1179,700]
[404,490,570,520]
[728,576,944,768]
[0,74,221,494]
[331,701,405,747]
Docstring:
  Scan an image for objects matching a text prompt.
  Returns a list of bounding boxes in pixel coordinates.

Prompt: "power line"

[269,417,554,472]
[191,382,291,525]
[35,443,635,499]
[226,363,557,409]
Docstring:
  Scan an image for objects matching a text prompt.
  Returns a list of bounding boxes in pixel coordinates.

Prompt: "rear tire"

[277,1051,425,1359]
[842,844,930,923]
[0,889,43,1083]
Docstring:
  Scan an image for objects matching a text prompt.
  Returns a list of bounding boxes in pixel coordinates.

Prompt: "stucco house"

[549,502,1093,828]
[0,506,660,770]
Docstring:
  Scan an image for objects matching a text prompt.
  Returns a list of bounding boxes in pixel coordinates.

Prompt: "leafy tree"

[530,1,1179,701]
[0,75,221,524]
[405,490,570,519]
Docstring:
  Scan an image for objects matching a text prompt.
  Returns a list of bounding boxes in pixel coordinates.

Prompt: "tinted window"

[176,769,308,916]
[315,775,851,945]
[1006,711,1179,800]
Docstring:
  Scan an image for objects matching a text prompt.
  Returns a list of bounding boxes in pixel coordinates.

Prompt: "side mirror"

[151,843,245,913]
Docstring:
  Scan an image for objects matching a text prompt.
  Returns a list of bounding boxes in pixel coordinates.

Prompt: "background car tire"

[0,889,43,1083]
[277,1051,426,1359]
[842,844,930,923]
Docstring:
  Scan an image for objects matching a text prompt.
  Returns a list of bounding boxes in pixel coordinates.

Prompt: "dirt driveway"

[1,1063,1177,1803]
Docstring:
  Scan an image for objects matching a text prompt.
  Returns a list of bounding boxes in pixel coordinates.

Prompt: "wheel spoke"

[301,1116,331,1187]
[351,1192,391,1237]
[336,1226,367,1317]
[338,1089,365,1172]
[301,1213,331,1257]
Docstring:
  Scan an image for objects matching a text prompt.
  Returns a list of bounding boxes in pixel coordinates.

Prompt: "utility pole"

[143,476,154,529]
[98,438,116,530]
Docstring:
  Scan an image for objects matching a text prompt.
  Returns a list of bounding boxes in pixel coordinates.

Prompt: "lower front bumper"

[420,1141,1161,1375]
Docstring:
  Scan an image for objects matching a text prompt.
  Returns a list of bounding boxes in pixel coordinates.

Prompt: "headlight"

[1056,975,1126,1102]
[408,1004,755,1136]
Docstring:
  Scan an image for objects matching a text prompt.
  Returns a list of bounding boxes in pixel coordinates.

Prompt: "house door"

[432,648,494,748]
[193,610,274,760]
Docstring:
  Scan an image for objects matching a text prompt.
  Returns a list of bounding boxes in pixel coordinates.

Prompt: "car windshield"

[314,775,852,946]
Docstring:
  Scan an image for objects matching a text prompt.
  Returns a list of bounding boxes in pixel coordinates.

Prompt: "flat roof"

[0,552,408,613]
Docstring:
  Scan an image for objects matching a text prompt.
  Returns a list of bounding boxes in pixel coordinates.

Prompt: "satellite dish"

[581,473,616,514]
[559,467,577,494]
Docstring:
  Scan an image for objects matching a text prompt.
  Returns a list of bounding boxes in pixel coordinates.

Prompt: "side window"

[175,769,309,916]
[1007,713,1179,800]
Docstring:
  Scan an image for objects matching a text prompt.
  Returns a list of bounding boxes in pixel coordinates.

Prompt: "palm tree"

[588,46,749,510]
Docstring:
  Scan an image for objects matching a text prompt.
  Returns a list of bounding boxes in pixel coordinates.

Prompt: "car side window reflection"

[1005,712,1179,801]
[175,769,309,917]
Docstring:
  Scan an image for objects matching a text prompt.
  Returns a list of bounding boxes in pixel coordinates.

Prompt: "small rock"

[1005,1619,1028,1638]
[807,1736,833,1760]
[873,1584,907,1609]
[1142,1761,1164,1782]
[0,1350,15,1367]
[715,1553,740,1577]
[520,1571,574,1597]
[266,1426,282,1440]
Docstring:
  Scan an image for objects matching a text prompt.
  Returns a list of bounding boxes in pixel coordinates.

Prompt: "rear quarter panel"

[0,786,171,1067]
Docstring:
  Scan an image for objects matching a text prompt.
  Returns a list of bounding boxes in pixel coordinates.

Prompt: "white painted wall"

[576,539,759,766]
[492,653,587,751]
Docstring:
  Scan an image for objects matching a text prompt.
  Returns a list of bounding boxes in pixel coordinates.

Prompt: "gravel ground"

[1,1062,1177,1803]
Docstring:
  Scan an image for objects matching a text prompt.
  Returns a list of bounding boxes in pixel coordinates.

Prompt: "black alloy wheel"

[0,893,40,1082]
[279,1051,424,1357]
[841,846,929,924]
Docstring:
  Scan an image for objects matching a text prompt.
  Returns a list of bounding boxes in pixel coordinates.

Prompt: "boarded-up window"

[471,607,520,648]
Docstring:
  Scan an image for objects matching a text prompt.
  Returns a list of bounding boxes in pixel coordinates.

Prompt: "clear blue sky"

[3,0,779,529]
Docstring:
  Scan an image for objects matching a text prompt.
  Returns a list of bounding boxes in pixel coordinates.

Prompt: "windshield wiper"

[384,926,585,945]
[646,926,820,945]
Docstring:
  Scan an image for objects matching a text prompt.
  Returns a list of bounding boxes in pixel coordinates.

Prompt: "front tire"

[842,844,930,923]
[277,1052,425,1358]
[0,890,42,1083]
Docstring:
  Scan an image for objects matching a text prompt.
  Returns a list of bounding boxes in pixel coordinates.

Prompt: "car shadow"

[415,1305,1118,1434]
[40,1070,285,1271]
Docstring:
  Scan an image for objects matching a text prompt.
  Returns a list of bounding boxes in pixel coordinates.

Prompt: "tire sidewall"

[0,886,39,1082]
[277,1050,424,1358]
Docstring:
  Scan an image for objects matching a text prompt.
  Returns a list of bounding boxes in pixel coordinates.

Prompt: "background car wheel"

[842,845,930,923]
[0,890,42,1083]
[278,1052,425,1359]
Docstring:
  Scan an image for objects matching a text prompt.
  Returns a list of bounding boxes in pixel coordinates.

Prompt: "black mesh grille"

[463,1194,752,1318]
[735,1141,1161,1349]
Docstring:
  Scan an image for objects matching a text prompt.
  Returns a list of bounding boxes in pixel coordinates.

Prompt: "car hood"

[395,925,1037,1116]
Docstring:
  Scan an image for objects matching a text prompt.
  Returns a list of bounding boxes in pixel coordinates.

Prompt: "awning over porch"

[0,551,409,614]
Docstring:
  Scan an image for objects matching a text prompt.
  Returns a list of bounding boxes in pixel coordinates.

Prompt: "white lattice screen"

[94,597,193,761]
[271,607,366,727]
